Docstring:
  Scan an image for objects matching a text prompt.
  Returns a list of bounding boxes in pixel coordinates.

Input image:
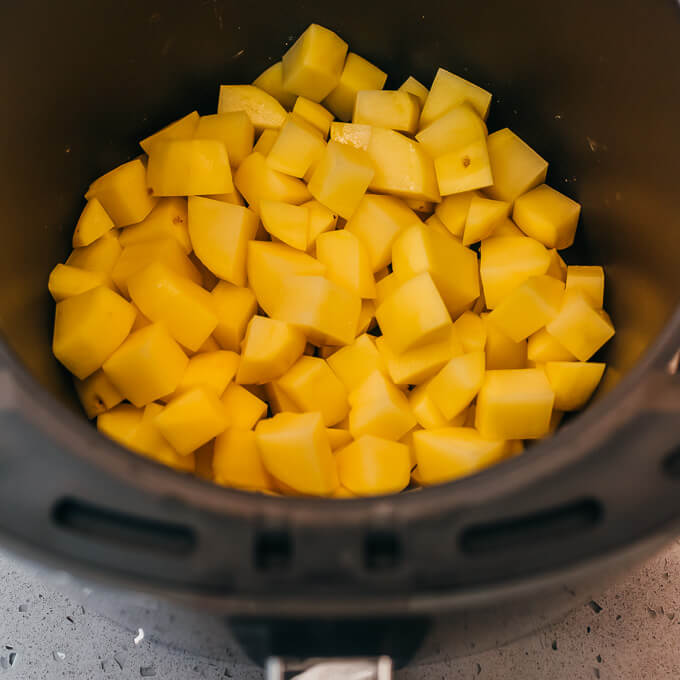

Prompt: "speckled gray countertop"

[1,542,679,679]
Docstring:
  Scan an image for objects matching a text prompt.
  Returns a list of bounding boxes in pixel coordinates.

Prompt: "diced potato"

[277,356,349,426]
[102,323,189,406]
[327,427,353,450]
[406,198,435,215]
[426,351,485,420]
[324,52,387,121]
[281,24,348,102]
[86,159,157,227]
[252,62,297,110]
[308,141,375,219]
[336,435,411,496]
[175,350,239,397]
[421,68,492,127]
[434,191,477,238]
[484,128,548,203]
[217,84,287,131]
[545,291,615,361]
[253,129,279,156]
[293,96,334,137]
[482,313,527,369]
[348,371,416,441]
[391,223,480,318]
[260,199,309,250]
[434,138,493,196]
[264,380,300,414]
[527,327,576,363]
[130,302,151,332]
[329,122,372,150]
[493,218,524,238]
[409,383,452,430]
[398,76,428,107]
[375,272,402,305]
[188,197,258,286]
[194,111,255,168]
[221,383,268,430]
[513,184,581,249]
[146,139,233,197]
[234,152,311,214]
[413,427,506,485]
[565,265,604,308]
[480,236,551,309]
[236,315,306,385]
[476,368,555,439]
[72,198,114,248]
[303,199,338,245]
[66,232,122,285]
[353,90,420,134]
[463,195,511,246]
[154,386,228,455]
[316,230,375,298]
[97,404,144,450]
[326,334,386,392]
[214,428,273,490]
[74,369,123,419]
[255,411,338,495]
[376,272,452,354]
[267,113,326,178]
[544,361,606,411]
[194,335,221,354]
[454,312,487,353]
[416,103,487,158]
[487,275,565,342]
[119,197,190,254]
[48,264,109,302]
[546,249,568,281]
[140,111,199,154]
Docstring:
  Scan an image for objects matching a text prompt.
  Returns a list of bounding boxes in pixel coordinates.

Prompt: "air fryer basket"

[0,0,678,668]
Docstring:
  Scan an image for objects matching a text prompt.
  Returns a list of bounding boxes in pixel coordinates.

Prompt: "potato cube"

[527,327,576,363]
[85,159,157,227]
[119,197,191,254]
[413,427,507,486]
[102,323,189,406]
[327,428,353,450]
[293,97,334,137]
[416,103,487,158]
[260,200,310,251]
[72,198,114,248]
[146,139,233,197]
[252,62,297,110]
[264,380,300,414]
[487,275,565,342]
[213,428,273,491]
[154,386,228,455]
[398,76,429,107]
[482,313,527,369]
[326,334,386,392]
[336,435,411,496]
[544,361,606,411]
[493,218,524,238]
[348,371,416,441]
[217,84,287,131]
[565,265,605,308]
[329,122,372,150]
[66,232,122,285]
[48,264,109,302]
[277,356,349,426]
[476,368,555,439]
[266,113,326,179]
[316,230,375,298]
[480,236,551,309]
[237,316,306,385]
[375,272,402,306]
[307,141,374,219]
[281,24,348,102]
[546,249,568,281]
[484,128,548,203]
[454,312,487,353]
[435,138,493,196]
[221,383,268,430]
[74,369,123,419]
[434,191,477,238]
[356,299,376,335]
[176,350,240,397]
[194,111,255,168]
[97,404,144,450]
[426,351,485,420]
[323,52,387,120]
[408,384,452,430]
[303,199,338,244]
[253,129,279,156]
[420,68,492,127]
[139,111,199,154]
[545,291,615,361]
[193,336,221,354]
[353,90,420,134]
[391,223,480,318]
[463,195,511,246]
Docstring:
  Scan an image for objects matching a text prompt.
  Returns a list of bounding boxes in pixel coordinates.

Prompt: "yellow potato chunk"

[119,197,190,254]
[127,261,217,352]
[348,371,416,441]
[72,198,114,248]
[234,152,311,214]
[546,249,568,281]
[327,428,353,450]
[493,218,524,238]
[426,351,485,420]
[480,236,551,309]
[353,90,420,134]
[293,96,334,137]
[545,291,615,361]
[221,383,268,430]
[327,334,386,392]
[277,356,349,426]
[329,122,372,150]
[398,76,429,107]
[193,336,221,354]
[260,200,309,251]
[375,272,402,305]
[176,350,239,397]
[482,313,527,370]
[48,264,109,302]
[217,84,287,131]
[252,62,297,110]
[255,411,338,496]
[74,369,123,419]
[85,159,157,227]
[303,199,338,245]
[544,361,606,411]
[391,223,480,318]
[435,138,493,196]
[307,141,375,219]
[253,129,279,156]
[53,286,136,380]
[237,315,306,385]
[565,265,604,308]
[139,111,199,154]
[265,380,300,414]
[484,128,548,203]
[146,139,233,197]
[434,191,477,238]
[487,275,565,342]
[420,68,492,128]
[356,300,376,335]
[194,111,255,168]
[462,195,511,246]
[316,230,375,298]
[188,196,258,285]
[66,232,122,285]
[513,184,581,249]
[454,312,487,353]
[97,404,144,450]
[336,435,411,496]
[413,427,507,486]
[154,386,228,455]
[102,323,189,406]
[527,327,576,363]
[416,103,487,158]
[213,428,273,491]
[323,52,387,121]
[281,24,348,102]
[408,383,452,430]
[266,113,326,179]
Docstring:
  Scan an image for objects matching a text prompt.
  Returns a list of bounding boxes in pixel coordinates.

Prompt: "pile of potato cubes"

[49,24,615,497]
